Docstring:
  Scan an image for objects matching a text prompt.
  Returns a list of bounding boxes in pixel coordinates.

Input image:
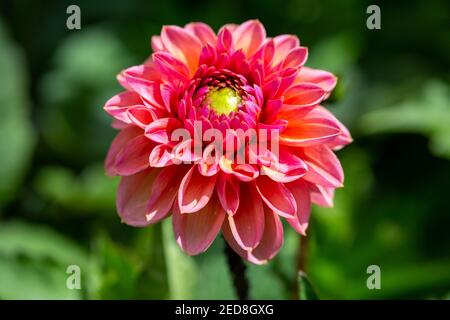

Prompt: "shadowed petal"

[250,207,284,262]
[117,169,160,227]
[147,165,190,223]
[173,197,225,255]
[226,183,264,250]
[106,127,153,176]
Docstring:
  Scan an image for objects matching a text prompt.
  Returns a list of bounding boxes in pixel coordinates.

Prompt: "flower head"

[104,20,352,264]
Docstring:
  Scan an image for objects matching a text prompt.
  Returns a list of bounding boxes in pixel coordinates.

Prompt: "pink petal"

[302,145,344,188]
[216,172,240,215]
[315,106,353,150]
[279,107,341,147]
[233,20,266,57]
[161,25,202,74]
[112,134,154,176]
[105,127,152,176]
[232,164,259,182]
[147,165,189,223]
[250,207,284,262]
[185,22,217,46]
[153,52,191,81]
[222,207,282,265]
[309,183,335,207]
[173,197,225,255]
[104,91,143,124]
[226,183,265,250]
[273,35,300,65]
[282,83,326,108]
[296,67,337,93]
[255,175,297,218]
[151,36,164,52]
[126,105,154,128]
[145,117,183,144]
[149,144,174,167]
[282,47,308,69]
[286,179,311,235]
[260,147,308,183]
[178,165,217,213]
[117,169,159,227]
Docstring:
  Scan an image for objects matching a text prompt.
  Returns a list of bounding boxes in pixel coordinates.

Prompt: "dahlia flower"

[104,20,351,264]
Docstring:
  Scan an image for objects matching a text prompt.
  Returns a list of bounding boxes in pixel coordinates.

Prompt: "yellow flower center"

[206,87,241,116]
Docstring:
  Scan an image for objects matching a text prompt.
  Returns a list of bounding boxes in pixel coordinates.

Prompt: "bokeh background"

[0,0,449,299]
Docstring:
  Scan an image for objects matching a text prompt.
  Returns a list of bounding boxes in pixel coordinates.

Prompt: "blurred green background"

[0,0,449,299]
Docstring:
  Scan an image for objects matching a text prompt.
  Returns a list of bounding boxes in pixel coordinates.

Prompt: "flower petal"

[233,20,266,57]
[226,183,264,250]
[286,179,311,235]
[309,183,335,207]
[185,22,217,46]
[255,175,297,218]
[104,91,143,124]
[178,165,217,213]
[279,107,341,147]
[250,207,284,262]
[260,147,308,183]
[173,196,225,255]
[117,169,159,227]
[282,83,326,108]
[273,35,300,65]
[216,172,240,215]
[145,117,183,144]
[161,25,202,74]
[147,165,189,223]
[296,67,337,93]
[302,145,344,188]
[105,127,153,176]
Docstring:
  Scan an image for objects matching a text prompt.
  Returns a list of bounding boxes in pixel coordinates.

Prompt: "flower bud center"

[206,87,241,116]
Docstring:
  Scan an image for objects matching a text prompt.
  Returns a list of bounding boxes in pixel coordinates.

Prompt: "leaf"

[162,219,198,299]
[194,238,235,299]
[0,220,89,299]
[0,18,35,207]
[0,257,82,300]
[33,163,118,213]
[89,233,141,299]
[298,271,320,300]
[360,80,450,159]
[0,220,88,267]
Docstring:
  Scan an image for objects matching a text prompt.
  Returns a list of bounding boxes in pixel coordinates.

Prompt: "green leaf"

[0,19,35,207]
[33,163,118,213]
[89,233,141,299]
[360,80,450,159]
[0,220,89,299]
[0,220,88,267]
[298,271,320,300]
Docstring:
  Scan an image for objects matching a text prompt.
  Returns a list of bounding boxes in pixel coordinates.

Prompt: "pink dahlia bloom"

[104,20,351,264]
